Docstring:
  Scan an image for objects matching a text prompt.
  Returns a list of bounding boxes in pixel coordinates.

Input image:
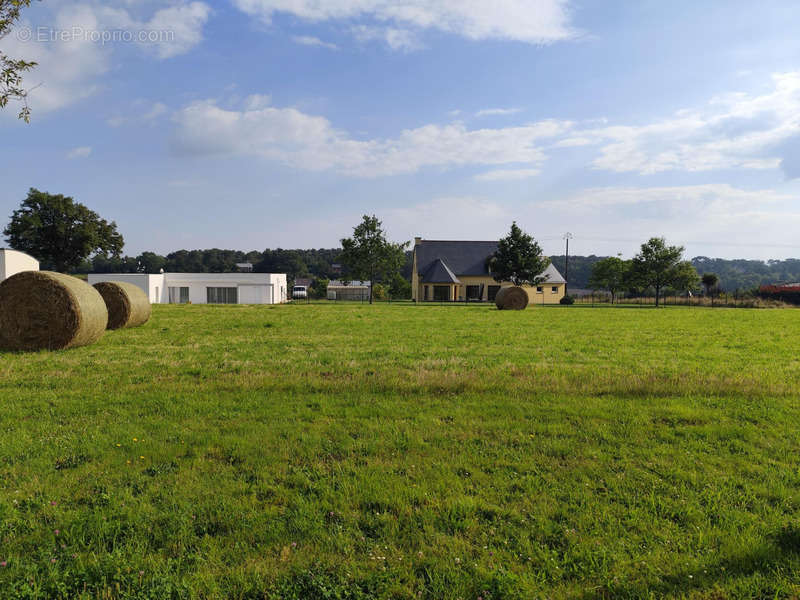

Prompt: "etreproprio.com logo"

[16,26,175,45]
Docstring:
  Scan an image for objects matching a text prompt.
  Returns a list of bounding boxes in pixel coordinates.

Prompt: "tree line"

[4,189,798,300]
[554,254,800,293]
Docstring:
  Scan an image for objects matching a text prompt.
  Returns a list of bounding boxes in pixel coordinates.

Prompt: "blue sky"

[4,0,800,259]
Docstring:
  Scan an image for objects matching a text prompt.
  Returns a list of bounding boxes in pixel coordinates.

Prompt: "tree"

[311,278,329,300]
[629,237,696,307]
[488,222,550,286]
[4,188,124,272]
[588,256,630,303]
[701,272,719,296]
[339,215,407,304]
[672,260,701,295]
[137,251,167,274]
[1,0,37,121]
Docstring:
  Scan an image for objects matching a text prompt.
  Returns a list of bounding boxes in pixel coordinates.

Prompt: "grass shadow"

[578,525,800,599]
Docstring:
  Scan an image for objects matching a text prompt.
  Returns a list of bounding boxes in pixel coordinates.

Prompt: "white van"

[292,285,308,299]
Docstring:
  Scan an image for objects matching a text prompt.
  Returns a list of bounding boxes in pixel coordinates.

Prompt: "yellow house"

[411,238,566,304]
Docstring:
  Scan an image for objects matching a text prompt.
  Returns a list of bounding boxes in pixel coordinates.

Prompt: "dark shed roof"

[422,258,461,283]
[416,240,498,277]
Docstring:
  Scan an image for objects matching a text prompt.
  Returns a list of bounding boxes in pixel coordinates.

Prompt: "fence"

[290,293,792,308]
[572,293,786,308]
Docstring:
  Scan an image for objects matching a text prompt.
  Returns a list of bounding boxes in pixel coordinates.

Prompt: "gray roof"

[539,263,566,284]
[328,280,371,288]
[415,239,566,283]
[421,258,461,283]
[416,240,499,277]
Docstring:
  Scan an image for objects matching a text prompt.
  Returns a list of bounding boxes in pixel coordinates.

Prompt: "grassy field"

[2,303,800,599]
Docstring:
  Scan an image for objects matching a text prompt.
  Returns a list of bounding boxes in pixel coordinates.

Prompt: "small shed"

[327,280,371,301]
[0,249,40,282]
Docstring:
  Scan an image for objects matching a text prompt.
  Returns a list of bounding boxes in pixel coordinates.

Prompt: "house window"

[488,285,501,301]
[536,286,543,293]
[169,287,190,303]
[466,285,482,301]
[551,286,558,294]
[207,287,238,304]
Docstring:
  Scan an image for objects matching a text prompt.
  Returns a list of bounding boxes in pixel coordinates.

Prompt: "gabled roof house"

[412,238,566,304]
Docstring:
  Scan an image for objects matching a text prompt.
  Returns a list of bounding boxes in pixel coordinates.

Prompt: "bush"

[559,295,575,305]
[372,284,388,301]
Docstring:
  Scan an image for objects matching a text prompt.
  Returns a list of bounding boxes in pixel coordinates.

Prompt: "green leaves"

[1,0,36,121]
[629,237,699,306]
[488,222,550,286]
[339,215,408,303]
[588,256,629,302]
[4,188,125,272]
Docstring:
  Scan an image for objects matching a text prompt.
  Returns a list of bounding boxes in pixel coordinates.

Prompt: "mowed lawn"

[2,303,800,599]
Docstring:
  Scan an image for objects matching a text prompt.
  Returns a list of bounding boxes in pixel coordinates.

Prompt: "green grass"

[2,303,800,599]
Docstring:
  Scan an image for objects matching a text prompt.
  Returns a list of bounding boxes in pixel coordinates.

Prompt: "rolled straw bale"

[0,271,108,351]
[93,281,151,330]
[495,286,529,310]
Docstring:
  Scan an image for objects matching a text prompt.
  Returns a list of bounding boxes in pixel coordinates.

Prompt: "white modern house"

[87,272,288,305]
[0,249,39,282]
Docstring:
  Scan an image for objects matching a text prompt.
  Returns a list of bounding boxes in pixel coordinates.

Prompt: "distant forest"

[79,249,800,293]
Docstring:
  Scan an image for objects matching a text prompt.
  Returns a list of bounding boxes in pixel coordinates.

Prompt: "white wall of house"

[0,249,40,282]
[87,272,287,305]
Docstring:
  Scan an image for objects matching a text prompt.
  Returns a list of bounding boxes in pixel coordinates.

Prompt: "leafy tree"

[701,272,719,296]
[311,278,329,300]
[255,249,309,280]
[1,0,36,121]
[629,237,695,307]
[489,222,550,286]
[4,188,124,272]
[137,251,167,274]
[588,256,630,303]
[672,260,701,295]
[339,215,407,304]
[388,272,411,299]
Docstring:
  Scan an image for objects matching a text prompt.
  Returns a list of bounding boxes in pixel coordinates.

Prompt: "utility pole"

[563,232,573,296]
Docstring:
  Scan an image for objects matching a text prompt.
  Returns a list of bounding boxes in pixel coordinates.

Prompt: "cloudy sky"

[4,0,800,259]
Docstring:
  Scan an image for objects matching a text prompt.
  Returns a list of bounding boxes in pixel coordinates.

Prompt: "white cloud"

[578,72,800,176]
[107,101,169,127]
[533,184,800,260]
[474,168,540,181]
[291,35,338,50]
[351,25,421,51]
[475,107,523,117]
[385,197,509,240]
[66,146,92,159]
[144,2,211,59]
[171,98,571,176]
[232,0,578,46]
[166,72,800,181]
[552,184,790,211]
[2,2,209,115]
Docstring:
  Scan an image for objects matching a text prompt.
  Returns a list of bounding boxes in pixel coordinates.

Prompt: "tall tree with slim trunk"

[588,256,630,303]
[1,0,37,121]
[4,188,124,272]
[339,215,407,304]
[489,222,550,286]
[629,237,696,307]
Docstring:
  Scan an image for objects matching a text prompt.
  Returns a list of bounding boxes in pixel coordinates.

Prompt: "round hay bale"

[93,281,151,330]
[0,271,108,351]
[495,286,529,310]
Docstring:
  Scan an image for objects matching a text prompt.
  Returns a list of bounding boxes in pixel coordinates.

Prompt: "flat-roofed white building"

[0,249,39,282]
[87,272,288,304]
